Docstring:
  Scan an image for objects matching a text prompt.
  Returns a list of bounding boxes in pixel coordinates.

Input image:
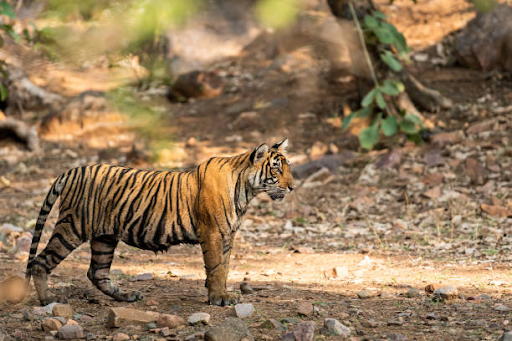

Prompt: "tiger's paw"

[114,290,143,302]
[208,292,238,306]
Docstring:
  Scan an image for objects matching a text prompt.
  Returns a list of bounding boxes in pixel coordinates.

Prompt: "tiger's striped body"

[26,140,293,306]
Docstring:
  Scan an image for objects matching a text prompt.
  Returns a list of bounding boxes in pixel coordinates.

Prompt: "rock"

[168,70,223,102]
[357,289,378,299]
[34,303,59,316]
[465,158,486,185]
[324,266,349,279]
[297,302,314,317]
[481,204,511,218]
[259,319,286,332]
[53,304,73,318]
[107,307,159,328]
[433,286,458,301]
[130,273,153,281]
[188,312,210,325]
[0,223,23,235]
[375,150,402,169]
[467,119,495,134]
[157,314,186,328]
[14,236,32,253]
[424,284,440,294]
[499,331,512,341]
[405,288,421,298]
[57,324,84,340]
[42,318,63,332]
[361,319,379,328]
[303,167,334,187]
[494,304,511,312]
[0,276,26,304]
[204,318,249,341]
[292,321,315,341]
[112,333,130,341]
[281,317,299,325]
[386,333,408,341]
[240,282,254,295]
[321,318,350,337]
[457,4,512,73]
[234,303,255,319]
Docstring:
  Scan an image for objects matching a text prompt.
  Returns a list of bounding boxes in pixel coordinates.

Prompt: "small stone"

[204,318,249,341]
[112,333,130,341]
[107,307,159,328]
[130,273,153,281]
[297,302,314,317]
[42,318,63,332]
[405,288,421,298]
[292,321,315,341]
[188,312,210,325]
[426,313,438,320]
[53,304,73,318]
[361,319,379,328]
[321,318,350,337]
[386,333,408,341]
[259,319,286,331]
[34,303,58,316]
[240,282,254,295]
[499,331,512,341]
[234,303,255,319]
[357,289,378,299]
[433,286,458,301]
[465,158,486,185]
[479,294,491,300]
[157,314,186,328]
[494,304,511,312]
[424,284,440,294]
[280,317,299,325]
[380,292,394,298]
[160,327,171,337]
[57,324,84,340]
[80,315,93,324]
[387,320,403,326]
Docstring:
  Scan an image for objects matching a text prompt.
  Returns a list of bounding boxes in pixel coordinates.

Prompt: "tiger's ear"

[272,138,288,155]
[251,144,269,164]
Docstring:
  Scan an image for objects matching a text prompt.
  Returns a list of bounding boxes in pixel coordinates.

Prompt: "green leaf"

[375,91,386,109]
[372,11,387,20]
[399,118,418,134]
[381,116,398,136]
[358,106,372,118]
[404,113,423,126]
[359,124,380,150]
[0,1,15,19]
[342,112,356,131]
[364,15,379,29]
[0,84,7,101]
[361,88,377,107]
[374,28,394,44]
[381,79,404,95]
[381,51,403,72]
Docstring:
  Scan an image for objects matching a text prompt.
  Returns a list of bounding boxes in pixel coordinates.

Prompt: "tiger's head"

[249,139,294,201]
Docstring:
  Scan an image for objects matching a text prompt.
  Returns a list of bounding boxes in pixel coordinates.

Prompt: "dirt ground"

[1,0,512,340]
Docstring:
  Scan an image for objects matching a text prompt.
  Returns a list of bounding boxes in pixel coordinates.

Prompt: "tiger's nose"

[288,186,294,192]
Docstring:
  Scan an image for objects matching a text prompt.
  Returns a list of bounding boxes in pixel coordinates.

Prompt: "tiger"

[25,139,294,306]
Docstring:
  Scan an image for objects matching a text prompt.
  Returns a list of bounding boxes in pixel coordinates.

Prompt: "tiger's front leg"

[200,233,237,306]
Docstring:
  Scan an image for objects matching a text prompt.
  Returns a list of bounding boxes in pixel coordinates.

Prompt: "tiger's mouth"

[269,192,286,201]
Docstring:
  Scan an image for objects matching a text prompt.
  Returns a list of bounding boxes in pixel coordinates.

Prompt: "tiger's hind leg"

[87,236,142,302]
[30,227,83,305]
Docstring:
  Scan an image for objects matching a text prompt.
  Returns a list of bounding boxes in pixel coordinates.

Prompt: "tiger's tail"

[25,174,65,288]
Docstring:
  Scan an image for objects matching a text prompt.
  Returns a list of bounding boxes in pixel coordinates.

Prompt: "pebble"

[357,289,378,299]
[499,331,512,341]
[188,312,210,325]
[433,286,458,301]
[56,324,84,340]
[52,304,73,318]
[494,304,511,312]
[289,321,315,341]
[405,288,421,298]
[112,333,130,341]
[34,303,58,316]
[240,282,254,294]
[321,318,350,337]
[386,333,408,341]
[259,318,286,331]
[204,318,249,341]
[297,302,314,317]
[361,319,379,328]
[157,314,186,328]
[234,303,255,319]
[107,307,159,328]
[42,318,63,332]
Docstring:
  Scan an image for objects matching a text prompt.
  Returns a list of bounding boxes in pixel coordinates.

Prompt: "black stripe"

[53,233,75,251]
